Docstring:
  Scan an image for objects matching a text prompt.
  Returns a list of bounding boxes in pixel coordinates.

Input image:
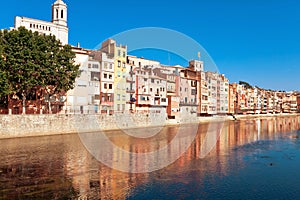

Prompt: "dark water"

[0,116,300,200]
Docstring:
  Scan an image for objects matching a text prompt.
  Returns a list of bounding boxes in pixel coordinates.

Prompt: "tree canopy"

[0,32,11,98]
[239,81,253,89]
[0,27,79,111]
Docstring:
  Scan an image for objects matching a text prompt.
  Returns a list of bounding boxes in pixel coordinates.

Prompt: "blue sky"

[1,0,299,91]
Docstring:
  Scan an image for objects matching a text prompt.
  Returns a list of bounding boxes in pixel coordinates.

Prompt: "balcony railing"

[126,89,135,93]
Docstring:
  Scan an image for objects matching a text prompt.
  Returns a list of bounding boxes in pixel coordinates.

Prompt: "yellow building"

[100,39,127,112]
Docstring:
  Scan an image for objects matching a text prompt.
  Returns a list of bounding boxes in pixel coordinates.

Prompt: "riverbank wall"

[0,113,299,139]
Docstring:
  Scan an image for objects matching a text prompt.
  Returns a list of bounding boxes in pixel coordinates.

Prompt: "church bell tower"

[52,0,67,27]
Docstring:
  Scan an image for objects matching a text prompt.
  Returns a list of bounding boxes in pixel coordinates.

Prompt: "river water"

[0,116,300,199]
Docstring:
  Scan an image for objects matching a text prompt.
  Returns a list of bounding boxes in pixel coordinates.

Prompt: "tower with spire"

[14,0,69,45]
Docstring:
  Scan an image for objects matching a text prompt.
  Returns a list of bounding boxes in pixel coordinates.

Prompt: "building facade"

[100,39,127,112]
[14,0,69,45]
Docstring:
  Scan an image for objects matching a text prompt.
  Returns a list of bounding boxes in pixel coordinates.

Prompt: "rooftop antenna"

[198,51,201,61]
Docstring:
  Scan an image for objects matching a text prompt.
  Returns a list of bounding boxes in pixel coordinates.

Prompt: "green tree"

[0,31,11,99]
[0,27,79,114]
[239,81,253,89]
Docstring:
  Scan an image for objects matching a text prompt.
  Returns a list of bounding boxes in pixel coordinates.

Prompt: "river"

[0,116,300,199]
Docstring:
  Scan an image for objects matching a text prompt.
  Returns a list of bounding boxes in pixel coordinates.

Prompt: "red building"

[0,88,65,115]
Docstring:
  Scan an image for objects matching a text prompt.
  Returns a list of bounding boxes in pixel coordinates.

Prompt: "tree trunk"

[22,92,26,115]
[48,101,52,114]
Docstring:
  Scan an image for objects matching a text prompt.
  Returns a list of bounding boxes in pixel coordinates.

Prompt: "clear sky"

[1,0,299,91]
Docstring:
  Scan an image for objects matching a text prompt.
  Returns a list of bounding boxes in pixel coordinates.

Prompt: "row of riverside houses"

[61,39,300,117]
[1,0,300,115]
[1,37,299,115]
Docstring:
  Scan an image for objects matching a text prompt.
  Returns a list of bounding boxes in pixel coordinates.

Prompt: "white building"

[65,47,101,114]
[65,47,89,113]
[14,0,68,45]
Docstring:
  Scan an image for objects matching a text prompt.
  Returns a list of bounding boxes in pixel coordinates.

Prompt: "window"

[191,81,197,87]
[93,95,100,101]
[191,89,196,95]
[150,88,153,92]
[117,94,121,101]
[61,10,64,18]
[91,72,100,81]
[122,63,126,68]
[109,84,113,89]
[109,64,113,69]
[161,98,166,103]
[109,74,112,79]
[144,88,146,92]
[104,73,107,79]
[151,79,154,83]
[117,104,120,111]
[118,50,121,57]
[117,71,121,77]
[104,83,107,89]
[123,51,126,58]
[141,96,145,101]
[144,78,148,81]
[92,64,99,69]
[118,61,121,67]
[88,64,91,68]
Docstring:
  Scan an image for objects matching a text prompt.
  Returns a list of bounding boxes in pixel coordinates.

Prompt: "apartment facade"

[100,39,127,112]
[65,47,102,114]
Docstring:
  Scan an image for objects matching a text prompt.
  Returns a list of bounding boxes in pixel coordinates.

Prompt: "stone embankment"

[0,113,299,139]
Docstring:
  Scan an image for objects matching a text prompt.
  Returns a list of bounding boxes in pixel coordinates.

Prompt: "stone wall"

[0,112,168,139]
[0,113,299,139]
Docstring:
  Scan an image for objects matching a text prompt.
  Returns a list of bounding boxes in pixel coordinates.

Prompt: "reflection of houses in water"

[60,116,300,198]
[0,136,76,199]
[63,143,91,199]
[1,117,300,199]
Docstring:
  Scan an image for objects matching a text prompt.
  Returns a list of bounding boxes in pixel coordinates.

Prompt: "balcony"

[126,89,135,94]
[179,101,198,107]
[126,78,135,83]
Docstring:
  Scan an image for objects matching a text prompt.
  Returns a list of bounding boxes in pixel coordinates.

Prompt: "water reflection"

[0,116,299,199]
